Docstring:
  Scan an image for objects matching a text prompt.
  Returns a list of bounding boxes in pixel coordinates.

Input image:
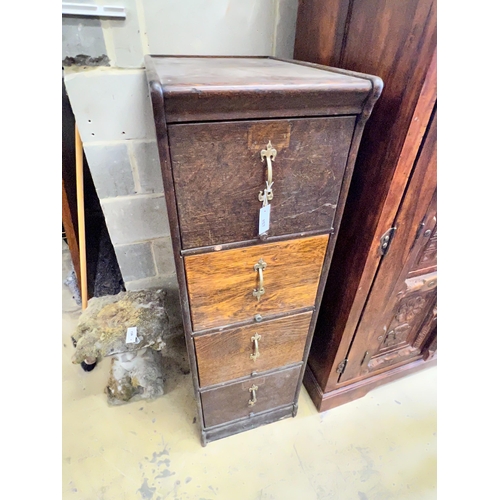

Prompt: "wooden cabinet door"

[339,108,437,384]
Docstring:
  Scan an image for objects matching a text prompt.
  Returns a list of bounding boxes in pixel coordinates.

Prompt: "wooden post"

[75,124,88,310]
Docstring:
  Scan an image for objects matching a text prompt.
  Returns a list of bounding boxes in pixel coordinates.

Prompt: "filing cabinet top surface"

[146,56,376,122]
[148,56,371,92]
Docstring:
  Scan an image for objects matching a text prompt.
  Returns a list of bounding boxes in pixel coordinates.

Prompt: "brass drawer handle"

[252,258,267,301]
[250,333,261,361]
[248,384,258,406]
[258,141,276,207]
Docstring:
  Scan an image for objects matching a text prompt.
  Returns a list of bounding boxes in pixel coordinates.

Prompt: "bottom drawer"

[201,365,301,428]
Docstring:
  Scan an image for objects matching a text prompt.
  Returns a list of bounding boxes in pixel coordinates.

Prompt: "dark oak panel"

[184,235,328,331]
[409,225,437,275]
[195,311,312,388]
[203,405,294,443]
[294,0,437,410]
[151,56,372,122]
[201,365,301,428]
[294,0,352,67]
[169,117,355,249]
[340,111,437,383]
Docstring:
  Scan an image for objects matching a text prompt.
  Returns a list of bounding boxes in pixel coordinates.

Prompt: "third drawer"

[194,311,313,388]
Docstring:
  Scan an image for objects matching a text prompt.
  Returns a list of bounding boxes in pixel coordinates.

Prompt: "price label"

[126,326,138,344]
[259,204,271,235]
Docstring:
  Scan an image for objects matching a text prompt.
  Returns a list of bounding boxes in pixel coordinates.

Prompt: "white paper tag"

[126,326,138,344]
[259,204,271,235]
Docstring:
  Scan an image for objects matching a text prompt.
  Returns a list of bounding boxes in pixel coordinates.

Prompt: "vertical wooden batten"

[75,124,88,311]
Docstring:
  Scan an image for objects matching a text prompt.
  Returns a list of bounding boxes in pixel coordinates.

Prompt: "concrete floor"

[62,243,437,499]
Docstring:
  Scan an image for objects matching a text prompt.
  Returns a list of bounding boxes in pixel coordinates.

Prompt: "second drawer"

[184,234,328,330]
[195,311,313,388]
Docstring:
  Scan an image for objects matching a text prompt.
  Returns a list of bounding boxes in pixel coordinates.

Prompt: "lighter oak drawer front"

[195,311,313,388]
[184,234,329,331]
[169,117,355,249]
[201,365,302,428]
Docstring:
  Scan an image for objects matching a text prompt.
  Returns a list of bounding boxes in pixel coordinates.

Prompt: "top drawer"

[168,117,355,249]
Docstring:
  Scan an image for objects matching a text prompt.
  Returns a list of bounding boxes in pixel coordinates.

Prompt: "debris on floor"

[106,348,165,405]
[71,289,176,404]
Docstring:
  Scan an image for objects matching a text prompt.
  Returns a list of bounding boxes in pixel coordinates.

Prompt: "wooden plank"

[75,124,88,310]
[184,235,329,331]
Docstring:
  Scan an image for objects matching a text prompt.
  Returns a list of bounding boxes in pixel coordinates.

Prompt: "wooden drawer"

[201,365,301,428]
[184,234,329,331]
[195,311,313,388]
[169,117,355,249]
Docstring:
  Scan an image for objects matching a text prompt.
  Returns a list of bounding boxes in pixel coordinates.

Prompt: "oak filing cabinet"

[145,56,382,444]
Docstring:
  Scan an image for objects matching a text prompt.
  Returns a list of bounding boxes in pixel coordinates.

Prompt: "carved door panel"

[339,108,437,384]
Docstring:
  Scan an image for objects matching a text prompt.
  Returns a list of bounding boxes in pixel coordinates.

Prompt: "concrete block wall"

[63,0,299,291]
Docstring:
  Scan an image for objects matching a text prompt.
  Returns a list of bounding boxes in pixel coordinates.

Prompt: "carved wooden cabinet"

[146,56,381,443]
[294,0,437,411]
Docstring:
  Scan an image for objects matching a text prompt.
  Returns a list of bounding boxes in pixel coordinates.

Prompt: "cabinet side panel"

[295,0,437,391]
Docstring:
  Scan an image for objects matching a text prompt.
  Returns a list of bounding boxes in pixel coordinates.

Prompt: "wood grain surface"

[154,56,371,90]
[294,0,437,396]
[195,311,313,388]
[184,235,329,331]
[339,110,437,384]
[200,365,301,428]
[151,56,372,122]
[169,117,355,249]
[203,405,294,443]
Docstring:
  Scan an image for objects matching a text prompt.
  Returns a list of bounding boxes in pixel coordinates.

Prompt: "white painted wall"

[63,0,299,291]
